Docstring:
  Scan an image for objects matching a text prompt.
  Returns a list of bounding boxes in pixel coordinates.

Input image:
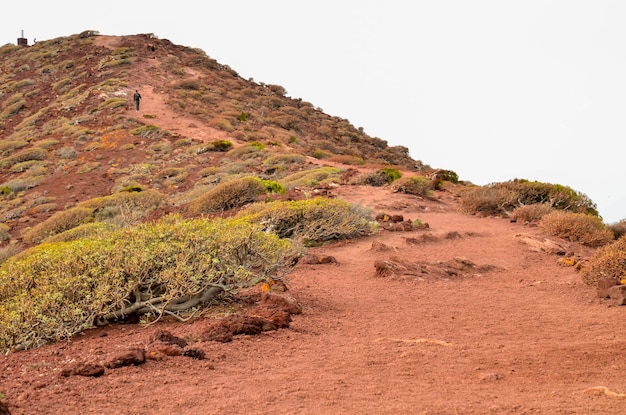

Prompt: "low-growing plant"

[280,167,341,189]
[511,203,554,223]
[22,207,95,244]
[188,176,267,213]
[0,140,28,156]
[235,197,374,243]
[580,236,626,285]
[131,124,169,139]
[261,179,286,194]
[96,97,127,111]
[608,220,626,240]
[263,153,306,166]
[390,176,431,197]
[539,210,613,247]
[0,215,300,352]
[0,147,47,168]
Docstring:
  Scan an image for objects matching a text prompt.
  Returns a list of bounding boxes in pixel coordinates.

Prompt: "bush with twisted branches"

[0,215,299,352]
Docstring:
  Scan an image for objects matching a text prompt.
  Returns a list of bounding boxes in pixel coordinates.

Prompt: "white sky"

[2,1,624,222]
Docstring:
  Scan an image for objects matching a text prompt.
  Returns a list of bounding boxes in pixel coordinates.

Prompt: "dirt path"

[2,187,626,414]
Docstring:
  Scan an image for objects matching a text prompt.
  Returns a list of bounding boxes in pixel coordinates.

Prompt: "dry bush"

[539,210,614,247]
[608,220,626,240]
[0,140,28,156]
[0,147,47,168]
[43,222,120,243]
[0,224,10,242]
[0,215,299,352]
[263,153,306,166]
[0,244,23,265]
[188,176,266,214]
[280,167,341,189]
[511,203,554,223]
[390,176,431,198]
[326,155,365,166]
[22,207,94,244]
[457,186,517,216]
[236,197,374,242]
[579,236,626,285]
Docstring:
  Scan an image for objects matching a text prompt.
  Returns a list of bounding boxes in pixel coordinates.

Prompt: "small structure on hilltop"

[17,30,28,46]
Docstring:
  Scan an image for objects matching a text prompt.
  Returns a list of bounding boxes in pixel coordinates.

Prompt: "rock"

[150,330,187,348]
[608,285,626,306]
[105,348,146,369]
[0,400,9,415]
[60,363,105,378]
[597,278,619,299]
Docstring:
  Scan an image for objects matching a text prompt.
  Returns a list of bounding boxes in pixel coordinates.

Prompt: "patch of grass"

[0,147,47,168]
[280,167,341,189]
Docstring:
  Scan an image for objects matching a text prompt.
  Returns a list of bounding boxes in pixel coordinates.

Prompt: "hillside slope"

[1,33,626,415]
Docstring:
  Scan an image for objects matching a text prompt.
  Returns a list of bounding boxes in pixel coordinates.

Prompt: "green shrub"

[188,176,267,213]
[44,222,120,243]
[380,168,402,182]
[580,236,626,285]
[235,197,374,242]
[96,97,127,110]
[390,176,431,197]
[0,140,28,156]
[0,215,299,352]
[261,179,285,194]
[539,210,613,247]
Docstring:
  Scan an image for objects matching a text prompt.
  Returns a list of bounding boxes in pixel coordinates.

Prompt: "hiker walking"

[133,90,142,111]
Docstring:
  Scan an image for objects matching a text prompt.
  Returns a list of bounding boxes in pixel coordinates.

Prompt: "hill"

[1,32,626,414]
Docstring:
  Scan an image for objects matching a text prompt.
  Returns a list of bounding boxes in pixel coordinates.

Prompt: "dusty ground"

[1,35,626,415]
[2,186,626,414]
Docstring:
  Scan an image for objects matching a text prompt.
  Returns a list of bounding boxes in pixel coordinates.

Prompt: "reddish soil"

[2,35,626,414]
[2,186,626,414]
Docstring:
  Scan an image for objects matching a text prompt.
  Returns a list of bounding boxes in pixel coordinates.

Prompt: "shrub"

[511,203,554,223]
[579,236,626,285]
[608,220,626,240]
[0,215,299,352]
[263,153,306,166]
[0,147,47,168]
[261,179,285,194]
[235,197,374,243]
[457,185,518,216]
[539,210,613,247]
[380,168,402,182]
[131,124,169,139]
[96,97,127,111]
[390,176,431,197]
[0,140,28,156]
[22,207,95,244]
[188,176,267,213]
[44,222,120,243]
[492,180,598,215]
[280,167,341,189]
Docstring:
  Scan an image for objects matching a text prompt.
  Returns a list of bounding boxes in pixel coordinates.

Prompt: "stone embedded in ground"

[145,342,184,360]
[597,278,619,299]
[60,363,105,378]
[608,285,626,306]
[150,329,187,348]
[105,348,146,369]
[0,400,9,415]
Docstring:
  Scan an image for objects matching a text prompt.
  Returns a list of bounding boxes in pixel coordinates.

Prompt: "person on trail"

[133,90,142,111]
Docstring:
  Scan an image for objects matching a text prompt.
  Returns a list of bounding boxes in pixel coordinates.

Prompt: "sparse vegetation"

[390,176,431,197]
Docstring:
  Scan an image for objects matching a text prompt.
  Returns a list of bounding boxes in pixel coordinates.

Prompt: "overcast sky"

[2,1,624,222]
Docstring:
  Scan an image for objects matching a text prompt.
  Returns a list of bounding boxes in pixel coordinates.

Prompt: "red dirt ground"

[2,186,626,414]
[2,35,626,415]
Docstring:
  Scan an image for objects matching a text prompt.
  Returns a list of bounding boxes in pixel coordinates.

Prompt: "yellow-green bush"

[280,167,341,189]
[390,176,431,197]
[22,207,94,244]
[0,140,28,156]
[539,210,613,247]
[0,147,47,168]
[0,215,299,352]
[580,236,626,285]
[44,222,119,243]
[188,176,266,213]
[263,153,306,166]
[235,197,374,242]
